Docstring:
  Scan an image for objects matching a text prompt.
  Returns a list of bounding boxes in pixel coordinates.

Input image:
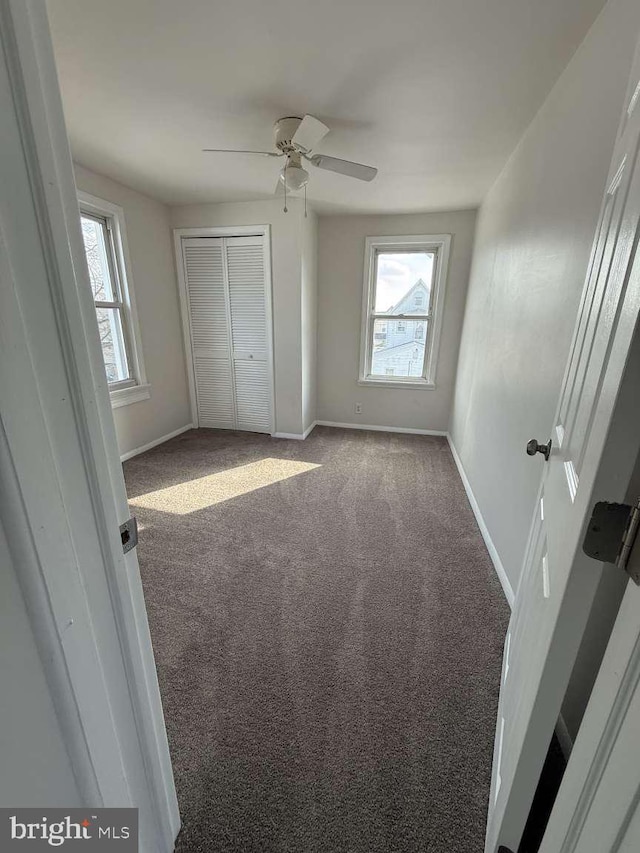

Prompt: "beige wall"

[450,0,640,591]
[449,0,640,742]
[74,164,191,457]
[317,210,476,431]
[171,198,314,436]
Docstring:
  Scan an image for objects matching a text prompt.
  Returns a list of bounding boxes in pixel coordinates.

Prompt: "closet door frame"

[174,225,275,434]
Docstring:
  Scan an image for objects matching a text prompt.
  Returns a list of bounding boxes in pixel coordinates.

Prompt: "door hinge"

[582,498,640,585]
[119,516,138,554]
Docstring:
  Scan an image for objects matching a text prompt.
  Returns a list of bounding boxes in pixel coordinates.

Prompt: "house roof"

[389,279,430,314]
[373,339,425,358]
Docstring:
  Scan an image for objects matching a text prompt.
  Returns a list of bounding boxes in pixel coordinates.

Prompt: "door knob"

[526,438,551,461]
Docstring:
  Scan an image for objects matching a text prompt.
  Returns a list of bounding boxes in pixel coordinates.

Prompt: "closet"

[180,234,273,433]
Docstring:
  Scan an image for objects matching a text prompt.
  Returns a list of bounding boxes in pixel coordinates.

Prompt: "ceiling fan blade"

[202,149,282,157]
[274,175,285,195]
[309,154,377,182]
[291,115,330,153]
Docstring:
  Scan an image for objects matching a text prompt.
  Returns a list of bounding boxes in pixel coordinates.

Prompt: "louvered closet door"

[183,238,235,429]
[225,236,272,433]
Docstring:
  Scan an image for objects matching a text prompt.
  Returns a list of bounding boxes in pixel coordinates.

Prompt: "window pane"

[371,318,427,378]
[81,216,117,301]
[374,251,434,313]
[95,307,130,383]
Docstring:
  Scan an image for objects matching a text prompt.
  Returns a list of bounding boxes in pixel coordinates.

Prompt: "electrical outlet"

[355,403,362,414]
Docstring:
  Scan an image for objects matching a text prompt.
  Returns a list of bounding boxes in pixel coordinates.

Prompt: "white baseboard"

[303,421,317,439]
[446,434,515,608]
[555,713,574,760]
[315,420,447,436]
[273,421,318,440]
[273,433,305,440]
[120,423,193,462]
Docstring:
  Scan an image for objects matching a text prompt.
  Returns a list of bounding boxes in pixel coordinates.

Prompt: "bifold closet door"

[183,238,235,428]
[225,236,271,433]
[182,235,272,433]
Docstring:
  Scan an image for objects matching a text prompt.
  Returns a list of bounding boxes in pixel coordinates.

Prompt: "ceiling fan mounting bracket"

[273,116,305,154]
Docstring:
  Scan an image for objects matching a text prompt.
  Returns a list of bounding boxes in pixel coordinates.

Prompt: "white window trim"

[358,233,451,389]
[77,191,150,408]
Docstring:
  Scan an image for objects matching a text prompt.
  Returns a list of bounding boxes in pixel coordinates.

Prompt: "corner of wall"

[301,207,319,432]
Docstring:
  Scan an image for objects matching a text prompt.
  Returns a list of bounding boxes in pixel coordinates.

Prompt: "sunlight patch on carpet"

[130,457,321,514]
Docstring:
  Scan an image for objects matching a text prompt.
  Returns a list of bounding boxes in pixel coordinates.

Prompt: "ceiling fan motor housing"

[274,117,304,153]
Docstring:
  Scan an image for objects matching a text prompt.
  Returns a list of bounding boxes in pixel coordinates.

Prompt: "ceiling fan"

[203,115,377,212]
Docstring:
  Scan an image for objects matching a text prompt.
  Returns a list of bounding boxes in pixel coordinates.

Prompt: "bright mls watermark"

[0,809,137,851]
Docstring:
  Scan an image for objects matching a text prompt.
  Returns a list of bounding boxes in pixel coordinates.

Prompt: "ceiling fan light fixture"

[281,164,309,191]
[203,115,378,200]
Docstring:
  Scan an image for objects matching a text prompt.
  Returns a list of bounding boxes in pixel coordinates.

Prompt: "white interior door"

[182,234,273,433]
[486,37,640,853]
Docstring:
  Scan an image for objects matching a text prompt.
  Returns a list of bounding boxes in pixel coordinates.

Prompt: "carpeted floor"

[123,426,509,853]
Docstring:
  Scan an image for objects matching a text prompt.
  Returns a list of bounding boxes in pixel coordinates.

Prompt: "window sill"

[357,378,435,390]
[110,383,151,409]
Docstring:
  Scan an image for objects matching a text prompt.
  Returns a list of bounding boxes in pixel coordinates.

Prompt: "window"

[78,192,149,408]
[359,234,450,387]
[81,213,131,384]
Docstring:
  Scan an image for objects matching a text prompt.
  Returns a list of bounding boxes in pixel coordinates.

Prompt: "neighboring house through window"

[359,234,451,387]
[78,191,150,408]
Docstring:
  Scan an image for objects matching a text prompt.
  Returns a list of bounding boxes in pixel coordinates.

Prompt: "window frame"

[358,234,451,389]
[78,191,150,408]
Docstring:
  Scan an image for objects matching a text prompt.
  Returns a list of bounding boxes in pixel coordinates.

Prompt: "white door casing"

[176,228,275,434]
[0,1,179,849]
[540,539,640,852]
[486,34,640,853]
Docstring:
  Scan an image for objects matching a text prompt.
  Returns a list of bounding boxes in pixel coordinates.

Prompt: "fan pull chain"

[304,184,307,218]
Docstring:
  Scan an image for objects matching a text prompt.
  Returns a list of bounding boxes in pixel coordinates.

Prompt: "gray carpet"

[123,427,509,853]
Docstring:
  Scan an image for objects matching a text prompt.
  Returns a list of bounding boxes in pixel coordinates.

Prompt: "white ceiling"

[47,0,605,213]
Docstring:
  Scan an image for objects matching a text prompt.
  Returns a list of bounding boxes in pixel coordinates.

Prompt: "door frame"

[0,0,178,846]
[173,225,276,434]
